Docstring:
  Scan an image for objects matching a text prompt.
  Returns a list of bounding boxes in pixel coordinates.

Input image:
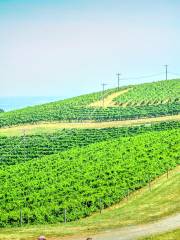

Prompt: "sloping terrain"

[89,88,130,107]
[139,228,180,240]
[0,166,179,240]
[0,79,179,127]
[0,128,179,227]
[114,79,180,106]
[0,121,179,166]
[0,78,179,240]
[90,215,180,240]
[0,114,179,136]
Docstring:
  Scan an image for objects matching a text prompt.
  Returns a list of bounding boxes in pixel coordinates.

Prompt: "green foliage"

[0,103,179,128]
[114,79,180,106]
[0,129,179,227]
[0,109,4,113]
[0,80,179,127]
[0,121,179,167]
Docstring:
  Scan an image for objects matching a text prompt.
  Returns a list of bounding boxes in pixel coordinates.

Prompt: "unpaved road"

[70,214,180,240]
[89,89,130,107]
[0,114,180,136]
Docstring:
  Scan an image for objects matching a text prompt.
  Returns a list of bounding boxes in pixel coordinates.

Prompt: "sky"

[0,0,180,97]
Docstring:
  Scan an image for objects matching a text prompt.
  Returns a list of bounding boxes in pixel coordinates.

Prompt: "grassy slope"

[139,229,180,240]
[0,166,179,240]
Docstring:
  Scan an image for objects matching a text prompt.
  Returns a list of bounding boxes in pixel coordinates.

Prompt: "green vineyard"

[0,102,179,128]
[0,79,179,230]
[0,121,179,167]
[114,79,180,106]
[0,79,179,127]
[0,128,179,227]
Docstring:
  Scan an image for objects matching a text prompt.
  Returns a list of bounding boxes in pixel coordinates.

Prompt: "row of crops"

[0,102,179,127]
[116,97,179,107]
[114,79,180,106]
[0,80,179,127]
[0,128,179,227]
[0,121,179,167]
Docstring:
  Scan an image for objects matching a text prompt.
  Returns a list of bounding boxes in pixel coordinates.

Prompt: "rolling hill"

[0,164,179,239]
[0,79,179,128]
[0,78,179,239]
[0,121,179,167]
[0,128,179,227]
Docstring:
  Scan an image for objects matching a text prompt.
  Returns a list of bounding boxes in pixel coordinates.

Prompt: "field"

[0,121,179,167]
[0,114,179,137]
[0,79,180,240]
[0,128,179,227]
[0,79,179,127]
[114,79,180,106]
[0,166,179,240]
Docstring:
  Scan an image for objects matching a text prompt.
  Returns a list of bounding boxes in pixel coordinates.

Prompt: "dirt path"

[71,214,180,240]
[0,114,179,136]
[89,89,130,107]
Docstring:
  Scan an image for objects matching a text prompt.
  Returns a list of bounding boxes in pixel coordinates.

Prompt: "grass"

[0,166,179,240]
[0,114,179,136]
[139,228,180,240]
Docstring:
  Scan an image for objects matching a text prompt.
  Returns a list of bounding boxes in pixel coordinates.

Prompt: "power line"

[121,72,164,80]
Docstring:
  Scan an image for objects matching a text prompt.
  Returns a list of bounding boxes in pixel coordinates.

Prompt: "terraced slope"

[114,79,180,106]
[0,128,179,227]
[0,79,179,128]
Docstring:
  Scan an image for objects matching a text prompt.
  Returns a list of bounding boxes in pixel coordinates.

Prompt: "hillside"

[0,78,179,235]
[0,121,179,167]
[0,166,179,240]
[114,79,180,106]
[0,79,179,128]
[140,229,180,240]
[0,128,179,227]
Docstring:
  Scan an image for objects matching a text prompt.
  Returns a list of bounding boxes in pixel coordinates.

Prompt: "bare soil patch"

[89,89,130,108]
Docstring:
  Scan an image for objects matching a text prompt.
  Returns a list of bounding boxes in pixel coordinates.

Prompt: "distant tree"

[0,108,4,113]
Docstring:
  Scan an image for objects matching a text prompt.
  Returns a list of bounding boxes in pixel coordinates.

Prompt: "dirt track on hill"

[50,214,180,240]
[0,114,179,136]
[89,89,131,107]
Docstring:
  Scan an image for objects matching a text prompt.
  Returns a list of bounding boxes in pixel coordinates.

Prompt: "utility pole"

[116,73,121,90]
[101,83,108,107]
[164,65,168,80]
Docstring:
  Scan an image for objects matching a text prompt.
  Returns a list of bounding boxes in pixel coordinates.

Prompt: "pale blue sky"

[0,0,180,97]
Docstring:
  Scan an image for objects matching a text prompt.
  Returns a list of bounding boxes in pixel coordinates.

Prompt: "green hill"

[0,78,179,233]
[0,79,179,128]
[0,128,179,227]
[0,165,179,240]
[114,79,180,106]
[0,121,179,167]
